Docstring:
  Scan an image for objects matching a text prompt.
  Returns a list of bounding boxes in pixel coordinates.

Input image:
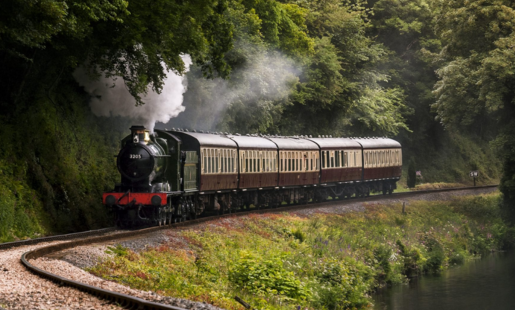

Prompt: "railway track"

[14,185,497,310]
[0,227,117,251]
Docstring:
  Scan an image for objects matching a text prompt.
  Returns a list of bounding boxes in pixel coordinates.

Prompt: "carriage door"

[183,151,198,192]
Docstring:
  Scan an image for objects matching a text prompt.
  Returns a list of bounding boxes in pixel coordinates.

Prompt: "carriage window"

[221,150,224,173]
[245,151,249,172]
[213,149,216,173]
[212,149,215,173]
[288,152,291,171]
[206,149,210,173]
[241,151,244,173]
[216,149,219,172]
[215,150,219,173]
[225,150,228,172]
[252,151,256,173]
[251,151,255,173]
[273,152,277,172]
[205,149,208,173]
[266,152,270,172]
[257,152,261,172]
[249,151,252,173]
[202,149,206,173]
[280,152,284,172]
[208,149,212,173]
[322,151,326,168]
[221,150,225,173]
[293,152,296,172]
[294,151,297,171]
[297,152,300,172]
[230,150,234,173]
[248,151,252,173]
[299,152,302,171]
[228,151,232,173]
[296,152,299,171]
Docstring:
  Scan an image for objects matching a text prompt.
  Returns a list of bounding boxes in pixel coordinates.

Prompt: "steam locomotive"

[103,126,402,227]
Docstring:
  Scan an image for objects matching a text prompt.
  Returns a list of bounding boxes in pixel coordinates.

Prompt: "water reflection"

[373,252,515,310]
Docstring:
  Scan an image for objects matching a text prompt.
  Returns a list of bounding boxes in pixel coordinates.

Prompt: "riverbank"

[87,191,514,310]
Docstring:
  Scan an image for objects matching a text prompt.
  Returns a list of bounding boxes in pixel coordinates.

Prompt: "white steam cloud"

[73,55,192,132]
[164,47,301,131]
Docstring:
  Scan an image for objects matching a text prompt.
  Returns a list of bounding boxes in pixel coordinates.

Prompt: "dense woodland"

[0,0,513,240]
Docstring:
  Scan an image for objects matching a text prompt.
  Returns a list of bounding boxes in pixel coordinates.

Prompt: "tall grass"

[89,193,514,310]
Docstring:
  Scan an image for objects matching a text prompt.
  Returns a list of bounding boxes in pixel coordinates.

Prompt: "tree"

[431,0,515,221]
[0,0,234,107]
[407,159,417,188]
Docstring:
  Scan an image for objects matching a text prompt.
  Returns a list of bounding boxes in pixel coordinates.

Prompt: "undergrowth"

[89,193,513,310]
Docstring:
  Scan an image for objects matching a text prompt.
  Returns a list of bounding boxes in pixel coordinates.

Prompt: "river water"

[373,251,515,310]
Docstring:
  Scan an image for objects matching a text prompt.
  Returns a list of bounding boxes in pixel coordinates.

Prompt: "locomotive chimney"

[130,125,147,144]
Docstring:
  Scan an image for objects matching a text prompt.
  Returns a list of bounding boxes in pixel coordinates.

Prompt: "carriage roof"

[306,137,362,149]
[352,138,401,149]
[228,135,278,149]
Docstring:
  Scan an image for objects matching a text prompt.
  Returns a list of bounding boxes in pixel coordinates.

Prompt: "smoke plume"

[73,55,192,132]
[159,44,301,132]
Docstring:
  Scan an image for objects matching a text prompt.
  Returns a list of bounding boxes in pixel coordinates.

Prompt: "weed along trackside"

[88,192,514,310]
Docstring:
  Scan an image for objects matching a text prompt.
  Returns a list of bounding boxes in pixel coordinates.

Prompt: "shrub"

[313,259,373,310]
[229,251,310,300]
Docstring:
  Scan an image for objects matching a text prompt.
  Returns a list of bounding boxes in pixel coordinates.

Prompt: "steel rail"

[0,227,117,251]
[20,184,497,310]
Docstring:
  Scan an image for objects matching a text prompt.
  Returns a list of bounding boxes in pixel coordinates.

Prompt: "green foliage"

[106,244,129,257]
[89,192,513,310]
[313,258,373,310]
[429,0,515,212]
[1,0,234,106]
[229,251,310,300]
[0,159,47,242]
[174,0,410,137]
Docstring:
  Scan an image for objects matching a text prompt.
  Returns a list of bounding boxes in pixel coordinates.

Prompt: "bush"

[229,251,310,300]
[313,259,373,310]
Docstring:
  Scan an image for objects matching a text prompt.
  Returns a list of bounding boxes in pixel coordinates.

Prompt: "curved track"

[0,227,117,251]
[18,185,497,310]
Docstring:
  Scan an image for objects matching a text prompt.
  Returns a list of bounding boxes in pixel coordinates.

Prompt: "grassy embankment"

[88,192,514,310]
